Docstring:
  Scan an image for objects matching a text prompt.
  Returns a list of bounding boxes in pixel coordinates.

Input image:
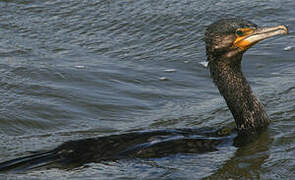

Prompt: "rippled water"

[0,0,294,179]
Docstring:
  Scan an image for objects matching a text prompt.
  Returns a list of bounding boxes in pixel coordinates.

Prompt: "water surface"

[0,0,295,179]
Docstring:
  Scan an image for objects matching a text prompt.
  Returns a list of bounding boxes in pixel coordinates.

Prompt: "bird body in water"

[0,18,288,172]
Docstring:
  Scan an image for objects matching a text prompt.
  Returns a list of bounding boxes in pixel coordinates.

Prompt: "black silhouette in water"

[0,18,288,172]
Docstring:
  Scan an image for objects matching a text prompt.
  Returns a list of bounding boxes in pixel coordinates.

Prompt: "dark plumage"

[0,129,230,172]
[206,18,287,135]
[0,18,288,172]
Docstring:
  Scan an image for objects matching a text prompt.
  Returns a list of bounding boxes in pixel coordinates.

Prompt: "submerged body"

[0,18,288,172]
[0,128,234,172]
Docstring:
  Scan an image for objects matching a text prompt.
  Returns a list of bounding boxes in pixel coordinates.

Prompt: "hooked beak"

[234,25,288,50]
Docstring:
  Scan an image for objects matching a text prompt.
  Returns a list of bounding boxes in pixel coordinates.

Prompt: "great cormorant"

[0,18,288,172]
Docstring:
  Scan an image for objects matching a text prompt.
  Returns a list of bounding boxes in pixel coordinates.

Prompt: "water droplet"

[75,65,85,69]
[284,46,293,51]
[164,69,176,73]
[199,61,209,68]
[159,77,169,81]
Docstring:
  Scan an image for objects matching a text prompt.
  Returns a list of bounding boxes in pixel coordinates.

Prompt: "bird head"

[205,18,288,62]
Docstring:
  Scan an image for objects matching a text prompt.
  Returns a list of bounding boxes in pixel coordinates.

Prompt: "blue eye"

[236,30,243,36]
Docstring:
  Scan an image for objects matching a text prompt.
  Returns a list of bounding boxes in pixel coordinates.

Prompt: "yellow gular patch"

[234,28,255,50]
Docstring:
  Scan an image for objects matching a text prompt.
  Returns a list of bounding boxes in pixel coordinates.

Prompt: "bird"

[0,18,288,172]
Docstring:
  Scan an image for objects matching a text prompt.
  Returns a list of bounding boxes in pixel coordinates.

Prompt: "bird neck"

[208,55,270,136]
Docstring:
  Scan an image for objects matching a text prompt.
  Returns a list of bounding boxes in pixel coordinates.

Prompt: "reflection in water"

[206,131,272,179]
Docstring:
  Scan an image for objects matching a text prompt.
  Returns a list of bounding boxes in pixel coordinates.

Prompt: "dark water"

[0,0,294,179]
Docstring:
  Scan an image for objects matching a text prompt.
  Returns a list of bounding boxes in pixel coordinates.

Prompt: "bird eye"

[236,29,244,36]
